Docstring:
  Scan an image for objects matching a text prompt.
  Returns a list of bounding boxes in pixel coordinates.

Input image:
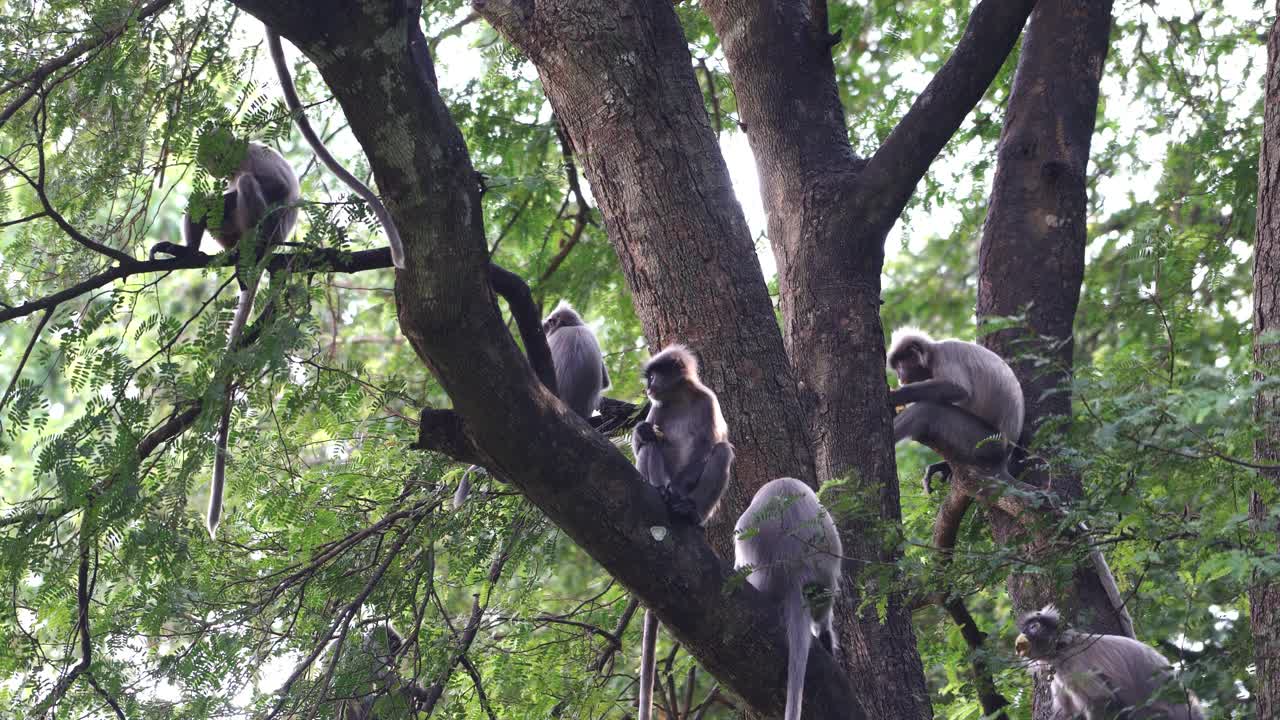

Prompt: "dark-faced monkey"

[734,477,843,720]
[543,300,610,419]
[888,328,1135,638]
[1015,606,1204,719]
[886,327,1024,493]
[632,344,734,525]
[151,142,300,537]
[633,344,734,720]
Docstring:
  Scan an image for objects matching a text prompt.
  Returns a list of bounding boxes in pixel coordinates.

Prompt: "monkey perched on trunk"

[734,478,842,720]
[152,142,300,537]
[633,344,734,720]
[1015,606,1204,720]
[886,327,1024,493]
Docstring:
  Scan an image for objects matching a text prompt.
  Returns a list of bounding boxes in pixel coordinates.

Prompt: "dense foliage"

[0,0,1273,718]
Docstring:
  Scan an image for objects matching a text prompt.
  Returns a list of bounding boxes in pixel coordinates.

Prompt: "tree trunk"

[974,1,1122,717]
[1252,6,1280,718]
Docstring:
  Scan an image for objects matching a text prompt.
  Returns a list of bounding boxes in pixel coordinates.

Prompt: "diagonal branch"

[856,0,1038,233]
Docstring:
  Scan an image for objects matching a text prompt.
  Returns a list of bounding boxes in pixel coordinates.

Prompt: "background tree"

[0,0,1270,718]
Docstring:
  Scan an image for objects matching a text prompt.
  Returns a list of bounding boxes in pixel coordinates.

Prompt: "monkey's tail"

[208,286,257,538]
[638,609,658,720]
[1080,522,1136,639]
[266,31,406,271]
[783,587,813,720]
[452,465,479,510]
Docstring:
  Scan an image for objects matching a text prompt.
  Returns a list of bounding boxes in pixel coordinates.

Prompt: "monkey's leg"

[635,445,671,489]
[887,379,970,407]
[895,402,1005,467]
[674,442,733,525]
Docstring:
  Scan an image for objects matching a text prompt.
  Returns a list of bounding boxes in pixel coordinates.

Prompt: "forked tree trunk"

[974,1,1122,718]
[1252,5,1280,718]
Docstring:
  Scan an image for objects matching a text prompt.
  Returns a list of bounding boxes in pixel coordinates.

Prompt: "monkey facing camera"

[1015,606,1204,720]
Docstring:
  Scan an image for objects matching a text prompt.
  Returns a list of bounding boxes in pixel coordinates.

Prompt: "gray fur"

[1016,606,1203,720]
[887,327,1024,447]
[185,143,300,538]
[634,345,734,720]
[734,478,842,720]
[543,300,609,419]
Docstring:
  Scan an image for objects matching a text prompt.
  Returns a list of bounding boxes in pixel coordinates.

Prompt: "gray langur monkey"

[452,300,610,509]
[266,31,406,270]
[886,327,1024,493]
[632,344,734,525]
[888,328,1135,639]
[542,300,611,419]
[634,344,735,720]
[1015,606,1204,720]
[151,142,301,537]
[733,478,842,720]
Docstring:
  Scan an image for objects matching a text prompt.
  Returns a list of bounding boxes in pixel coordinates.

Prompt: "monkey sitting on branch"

[734,477,843,720]
[151,140,301,537]
[886,327,1025,494]
[452,299,609,509]
[633,344,734,720]
[1015,605,1204,719]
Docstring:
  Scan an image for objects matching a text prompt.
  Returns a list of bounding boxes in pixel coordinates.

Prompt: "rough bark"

[700,0,1036,716]
[973,1,1123,717]
[1252,6,1280,718]
[477,0,816,563]
[228,1,859,716]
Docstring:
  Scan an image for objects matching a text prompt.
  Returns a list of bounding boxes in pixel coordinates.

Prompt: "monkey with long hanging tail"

[734,478,842,720]
[150,140,301,536]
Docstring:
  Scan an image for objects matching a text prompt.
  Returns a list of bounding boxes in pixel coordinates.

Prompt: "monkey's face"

[1015,612,1060,660]
[891,343,931,384]
[644,357,685,400]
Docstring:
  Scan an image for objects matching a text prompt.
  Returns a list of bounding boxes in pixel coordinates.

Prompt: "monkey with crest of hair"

[888,327,1136,640]
[1015,606,1204,720]
[633,344,734,720]
[886,327,1024,494]
[151,141,301,537]
[734,477,842,720]
[452,300,609,509]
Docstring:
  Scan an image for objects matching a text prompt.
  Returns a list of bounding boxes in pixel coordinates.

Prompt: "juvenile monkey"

[1015,606,1204,719]
[542,300,610,419]
[734,478,843,720]
[634,344,734,720]
[152,142,300,537]
[886,327,1024,493]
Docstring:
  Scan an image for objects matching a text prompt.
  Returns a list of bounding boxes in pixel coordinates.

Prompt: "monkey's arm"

[673,442,733,525]
[601,361,611,391]
[887,379,969,407]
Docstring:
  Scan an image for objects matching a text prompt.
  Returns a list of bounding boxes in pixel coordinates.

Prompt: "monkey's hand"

[922,461,952,494]
[635,422,664,445]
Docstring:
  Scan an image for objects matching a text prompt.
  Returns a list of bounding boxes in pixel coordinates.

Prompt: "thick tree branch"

[857,0,1038,233]
[942,597,1011,719]
[228,1,860,715]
